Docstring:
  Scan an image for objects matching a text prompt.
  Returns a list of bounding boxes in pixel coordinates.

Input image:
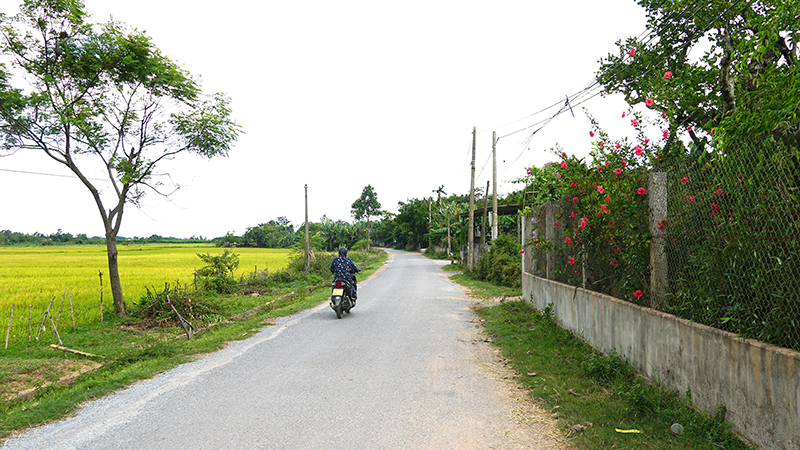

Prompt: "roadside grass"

[0,249,386,442]
[452,273,752,450]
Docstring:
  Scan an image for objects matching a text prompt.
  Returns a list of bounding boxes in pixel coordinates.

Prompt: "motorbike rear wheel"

[334,300,343,319]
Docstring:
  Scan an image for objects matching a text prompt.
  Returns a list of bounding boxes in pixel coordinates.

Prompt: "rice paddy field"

[0,244,291,342]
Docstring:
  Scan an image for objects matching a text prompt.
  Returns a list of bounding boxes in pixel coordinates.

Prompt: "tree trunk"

[105,232,126,316]
[366,223,372,251]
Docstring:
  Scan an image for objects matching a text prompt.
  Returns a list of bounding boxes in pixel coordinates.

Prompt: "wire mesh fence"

[523,140,800,352]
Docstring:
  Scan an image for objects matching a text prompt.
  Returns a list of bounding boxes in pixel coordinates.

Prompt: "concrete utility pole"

[492,131,498,241]
[481,180,489,248]
[468,127,476,271]
[304,184,310,275]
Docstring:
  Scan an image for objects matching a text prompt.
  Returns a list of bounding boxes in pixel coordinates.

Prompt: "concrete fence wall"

[523,272,799,450]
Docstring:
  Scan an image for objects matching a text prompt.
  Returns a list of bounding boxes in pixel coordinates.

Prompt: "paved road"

[2,249,565,450]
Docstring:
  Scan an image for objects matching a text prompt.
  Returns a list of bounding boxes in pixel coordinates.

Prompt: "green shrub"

[195,250,240,294]
[475,235,521,288]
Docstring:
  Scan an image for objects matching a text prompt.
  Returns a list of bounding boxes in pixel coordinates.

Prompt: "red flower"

[634,145,643,156]
[614,168,622,176]
[599,141,605,147]
[621,111,626,118]
[565,237,572,244]
[687,126,693,132]
[633,290,644,299]
[597,211,602,217]
[711,203,720,212]
[573,197,579,204]
[663,130,670,139]
[645,98,654,106]
[658,221,667,230]
[615,142,621,149]
[589,131,595,137]
[601,204,610,213]
[555,221,559,226]
[686,195,695,203]
[611,259,618,267]
[682,176,689,185]
[571,211,575,218]
[580,216,588,229]
[643,138,650,145]
[519,249,525,254]
[631,119,639,127]
[663,71,673,79]
[637,187,647,196]
[608,221,614,226]
[598,185,605,193]
[629,48,636,56]
[562,152,567,158]
[714,189,726,197]
[561,160,568,169]
[621,160,628,167]
[662,112,667,119]
[570,181,576,187]
[568,257,576,265]
[606,236,614,243]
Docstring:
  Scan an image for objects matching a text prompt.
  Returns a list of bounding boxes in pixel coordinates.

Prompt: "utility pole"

[304,184,310,275]
[492,131,498,242]
[481,180,489,248]
[468,127,476,271]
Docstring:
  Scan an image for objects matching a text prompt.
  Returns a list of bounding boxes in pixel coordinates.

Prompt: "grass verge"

[0,249,386,442]
[451,272,752,450]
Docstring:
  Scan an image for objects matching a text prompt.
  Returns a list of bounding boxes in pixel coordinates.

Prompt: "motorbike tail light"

[335,281,342,288]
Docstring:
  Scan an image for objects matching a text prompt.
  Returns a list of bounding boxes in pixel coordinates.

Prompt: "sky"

[0,0,649,239]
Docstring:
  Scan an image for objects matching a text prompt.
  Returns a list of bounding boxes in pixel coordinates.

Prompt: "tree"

[596,0,798,152]
[351,185,382,251]
[0,1,242,316]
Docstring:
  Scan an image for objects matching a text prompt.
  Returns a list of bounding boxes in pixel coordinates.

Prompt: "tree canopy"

[351,185,382,250]
[0,0,242,315]
[596,0,798,152]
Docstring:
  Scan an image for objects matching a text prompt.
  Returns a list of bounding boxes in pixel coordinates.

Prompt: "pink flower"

[682,176,689,184]
[568,257,576,265]
[621,160,628,167]
[662,112,667,118]
[598,185,605,193]
[663,130,670,139]
[611,259,618,267]
[565,237,572,244]
[633,290,644,299]
[580,216,588,229]
[526,169,531,175]
[573,197,579,204]
[663,71,673,79]
[634,145,643,156]
[589,131,595,137]
[615,142,621,149]
[714,189,726,197]
[629,48,636,56]
[555,221,560,226]
[570,211,575,218]
[597,211,602,217]
[614,168,623,176]
[643,138,650,145]
[561,161,568,169]
[554,173,562,177]
[686,195,695,204]
[621,112,626,118]
[599,141,605,147]
[601,204,610,213]
[570,181,576,187]
[646,98,654,106]
[631,119,639,127]
[637,187,647,196]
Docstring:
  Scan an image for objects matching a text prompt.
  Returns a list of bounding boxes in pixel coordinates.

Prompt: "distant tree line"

[0,229,210,246]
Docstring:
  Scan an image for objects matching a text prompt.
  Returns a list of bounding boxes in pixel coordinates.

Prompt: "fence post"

[545,201,563,280]
[5,304,13,349]
[69,294,75,331]
[99,271,104,323]
[36,296,55,341]
[649,172,669,308]
[28,303,32,342]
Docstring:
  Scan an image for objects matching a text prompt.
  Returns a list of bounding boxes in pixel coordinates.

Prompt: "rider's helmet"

[338,247,348,257]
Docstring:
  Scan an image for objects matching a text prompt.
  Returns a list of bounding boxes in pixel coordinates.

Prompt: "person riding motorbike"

[330,247,360,300]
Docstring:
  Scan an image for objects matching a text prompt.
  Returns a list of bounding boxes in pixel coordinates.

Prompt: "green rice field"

[0,244,291,341]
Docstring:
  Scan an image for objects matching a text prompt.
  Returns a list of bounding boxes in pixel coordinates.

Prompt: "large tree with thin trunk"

[0,0,242,316]
[351,185,382,251]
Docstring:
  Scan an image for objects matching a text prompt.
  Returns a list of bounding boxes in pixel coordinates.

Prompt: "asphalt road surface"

[2,249,567,450]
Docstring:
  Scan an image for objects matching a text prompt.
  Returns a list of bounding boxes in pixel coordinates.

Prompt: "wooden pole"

[69,294,75,331]
[48,313,64,350]
[492,131,498,242]
[5,304,13,349]
[36,296,55,341]
[649,172,669,308]
[56,289,65,331]
[99,271,104,323]
[304,184,310,275]
[50,344,104,358]
[468,126,476,271]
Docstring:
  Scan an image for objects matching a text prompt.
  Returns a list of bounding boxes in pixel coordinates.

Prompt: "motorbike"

[329,279,355,319]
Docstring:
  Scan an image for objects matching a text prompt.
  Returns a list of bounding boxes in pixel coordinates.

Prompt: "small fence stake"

[5,304,13,349]
[28,304,32,342]
[56,289,65,332]
[99,271,104,323]
[36,296,55,341]
[69,294,75,331]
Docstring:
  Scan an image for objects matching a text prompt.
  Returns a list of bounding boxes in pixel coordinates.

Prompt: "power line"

[0,167,109,182]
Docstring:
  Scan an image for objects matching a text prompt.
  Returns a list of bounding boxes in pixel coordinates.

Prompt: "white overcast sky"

[0,0,649,239]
